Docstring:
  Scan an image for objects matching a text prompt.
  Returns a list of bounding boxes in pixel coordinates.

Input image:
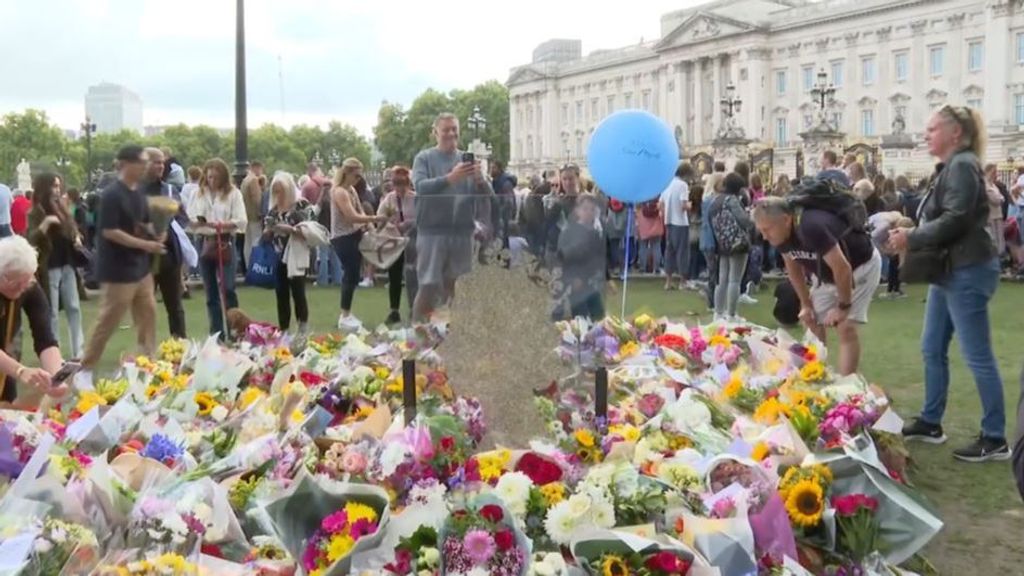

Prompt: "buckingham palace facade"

[507,0,1024,181]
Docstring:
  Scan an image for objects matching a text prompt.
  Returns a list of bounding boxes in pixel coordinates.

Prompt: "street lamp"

[810,69,837,125]
[329,149,341,167]
[311,150,323,166]
[80,117,96,185]
[233,0,249,186]
[55,156,70,180]
[467,106,487,140]
[719,83,742,119]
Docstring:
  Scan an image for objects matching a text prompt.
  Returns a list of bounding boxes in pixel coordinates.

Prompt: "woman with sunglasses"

[26,173,85,359]
[890,105,1008,462]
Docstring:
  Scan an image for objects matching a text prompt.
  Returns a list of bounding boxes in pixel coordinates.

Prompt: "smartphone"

[52,361,82,385]
[461,152,475,164]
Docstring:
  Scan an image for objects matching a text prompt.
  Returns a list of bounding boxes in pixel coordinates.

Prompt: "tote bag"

[246,241,278,289]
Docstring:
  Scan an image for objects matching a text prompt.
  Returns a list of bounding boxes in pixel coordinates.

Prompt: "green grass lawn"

[42,277,1024,573]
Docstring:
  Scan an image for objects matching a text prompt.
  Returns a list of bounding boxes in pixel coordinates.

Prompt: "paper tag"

[0,532,37,571]
[871,408,904,435]
[66,406,101,443]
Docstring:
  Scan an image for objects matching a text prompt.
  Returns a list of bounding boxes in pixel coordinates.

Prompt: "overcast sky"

[0,0,700,137]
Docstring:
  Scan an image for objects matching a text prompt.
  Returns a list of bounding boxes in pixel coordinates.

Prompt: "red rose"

[480,504,505,523]
[298,371,326,386]
[494,529,515,551]
[654,334,688,351]
[464,458,481,482]
[440,436,455,453]
[514,452,563,485]
[644,551,682,573]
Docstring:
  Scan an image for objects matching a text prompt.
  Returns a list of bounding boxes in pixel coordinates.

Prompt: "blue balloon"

[586,110,679,203]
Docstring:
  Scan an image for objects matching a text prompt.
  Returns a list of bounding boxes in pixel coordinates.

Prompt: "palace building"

[507,0,1024,182]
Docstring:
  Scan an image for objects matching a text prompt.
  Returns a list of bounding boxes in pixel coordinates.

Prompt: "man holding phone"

[411,112,494,321]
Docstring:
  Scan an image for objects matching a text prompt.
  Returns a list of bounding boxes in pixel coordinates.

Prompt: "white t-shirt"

[659,177,690,227]
[0,184,11,226]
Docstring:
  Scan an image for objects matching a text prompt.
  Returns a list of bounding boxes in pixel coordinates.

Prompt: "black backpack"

[787,177,868,234]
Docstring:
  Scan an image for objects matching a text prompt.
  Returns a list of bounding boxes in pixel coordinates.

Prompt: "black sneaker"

[385,310,402,326]
[952,435,1011,463]
[901,418,947,444]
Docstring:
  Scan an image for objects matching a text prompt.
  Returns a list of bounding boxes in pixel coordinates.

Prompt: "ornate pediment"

[925,88,948,104]
[857,96,878,108]
[888,92,912,105]
[963,84,984,98]
[799,101,816,112]
[655,11,760,51]
[507,66,548,87]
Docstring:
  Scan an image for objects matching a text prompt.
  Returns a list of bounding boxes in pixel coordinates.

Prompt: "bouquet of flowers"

[301,500,381,575]
[24,517,99,576]
[147,195,180,275]
[571,531,707,576]
[382,525,441,575]
[440,499,529,576]
[831,493,879,563]
[93,550,198,575]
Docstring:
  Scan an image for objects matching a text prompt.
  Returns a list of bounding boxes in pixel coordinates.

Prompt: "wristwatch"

[838,302,853,311]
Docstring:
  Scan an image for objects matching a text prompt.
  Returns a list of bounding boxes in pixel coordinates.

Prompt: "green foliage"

[0,109,70,186]
[372,81,510,167]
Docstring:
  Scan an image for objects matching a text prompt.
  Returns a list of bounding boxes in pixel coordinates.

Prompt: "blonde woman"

[263,172,314,333]
[889,106,1008,462]
[187,158,247,338]
[330,158,387,331]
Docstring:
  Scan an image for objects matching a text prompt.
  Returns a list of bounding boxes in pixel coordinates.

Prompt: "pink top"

[635,209,665,240]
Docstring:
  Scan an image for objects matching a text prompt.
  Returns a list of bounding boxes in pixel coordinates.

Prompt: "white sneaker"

[730,315,747,324]
[296,322,310,336]
[739,294,758,305]
[337,315,363,333]
[358,278,374,288]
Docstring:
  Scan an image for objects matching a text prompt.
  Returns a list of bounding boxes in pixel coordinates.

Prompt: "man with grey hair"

[753,196,880,375]
[0,235,68,404]
[140,147,187,338]
[411,112,494,321]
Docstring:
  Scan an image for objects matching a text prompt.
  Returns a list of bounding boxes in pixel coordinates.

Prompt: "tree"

[372,81,511,167]
[0,110,67,187]
[323,121,372,168]
[248,124,306,174]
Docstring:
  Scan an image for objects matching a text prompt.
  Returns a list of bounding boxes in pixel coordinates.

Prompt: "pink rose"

[342,451,368,474]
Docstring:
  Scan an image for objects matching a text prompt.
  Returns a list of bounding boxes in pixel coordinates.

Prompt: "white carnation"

[665,391,712,431]
[494,472,532,516]
[590,498,616,529]
[544,501,580,545]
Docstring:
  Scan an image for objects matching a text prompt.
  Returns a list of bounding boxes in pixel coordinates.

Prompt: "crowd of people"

[0,107,1022,474]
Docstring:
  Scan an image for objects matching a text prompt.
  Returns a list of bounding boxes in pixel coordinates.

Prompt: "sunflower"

[574,429,596,448]
[722,376,743,400]
[785,479,824,528]
[753,397,789,425]
[194,392,217,416]
[708,334,732,347]
[601,554,629,576]
[751,441,771,462]
[800,361,826,383]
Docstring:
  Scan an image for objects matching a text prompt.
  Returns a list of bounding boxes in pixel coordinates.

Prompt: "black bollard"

[595,367,608,422]
[402,359,417,426]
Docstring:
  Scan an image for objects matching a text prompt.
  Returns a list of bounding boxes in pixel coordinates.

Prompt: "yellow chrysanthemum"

[344,501,379,524]
[374,367,390,380]
[75,391,108,414]
[144,384,161,399]
[784,479,824,528]
[813,463,834,485]
[194,392,217,416]
[722,376,743,399]
[618,341,640,359]
[238,387,267,410]
[539,482,566,505]
[751,441,771,462]
[574,428,596,448]
[290,409,304,424]
[608,424,641,443]
[273,347,293,362]
[800,361,826,383]
[753,397,788,425]
[601,554,629,576]
[135,356,154,370]
[708,334,732,347]
[633,313,654,328]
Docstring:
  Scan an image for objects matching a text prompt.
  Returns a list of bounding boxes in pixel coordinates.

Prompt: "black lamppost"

[80,117,96,184]
[329,149,341,167]
[311,150,323,166]
[55,156,70,180]
[810,69,837,125]
[233,0,249,186]
[719,83,742,120]
[467,106,487,140]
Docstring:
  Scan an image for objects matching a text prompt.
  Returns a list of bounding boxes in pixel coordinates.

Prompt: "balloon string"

[620,204,633,318]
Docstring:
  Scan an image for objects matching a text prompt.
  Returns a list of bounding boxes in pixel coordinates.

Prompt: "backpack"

[641,200,660,219]
[788,178,868,233]
[711,195,750,255]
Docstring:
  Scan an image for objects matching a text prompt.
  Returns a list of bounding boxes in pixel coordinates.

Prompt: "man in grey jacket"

[411,113,494,321]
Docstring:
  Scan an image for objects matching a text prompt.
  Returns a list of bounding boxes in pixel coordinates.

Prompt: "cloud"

[0,0,696,135]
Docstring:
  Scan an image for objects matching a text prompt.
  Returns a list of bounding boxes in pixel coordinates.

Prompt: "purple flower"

[140,434,184,464]
[321,510,348,534]
[462,529,496,565]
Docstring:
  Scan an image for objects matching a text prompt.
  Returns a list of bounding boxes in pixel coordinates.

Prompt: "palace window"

[607,95,615,114]
[1017,32,1024,63]
[929,45,945,77]
[561,103,568,126]
[861,56,876,86]
[861,109,875,136]
[894,52,908,82]
[1015,94,1024,125]
[802,65,814,92]
[968,41,983,72]
[775,117,788,144]
[776,70,787,96]
[830,61,844,88]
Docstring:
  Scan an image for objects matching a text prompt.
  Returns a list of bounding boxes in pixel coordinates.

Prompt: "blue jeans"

[48,265,84,358]
[920,259,1006,439]
[317,244,342,286]
[639,237,663,273]
[199,247,239,338]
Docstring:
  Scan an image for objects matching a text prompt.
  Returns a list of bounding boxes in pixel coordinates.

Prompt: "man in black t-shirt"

[754,197,881,375]
[79,146,166,386]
